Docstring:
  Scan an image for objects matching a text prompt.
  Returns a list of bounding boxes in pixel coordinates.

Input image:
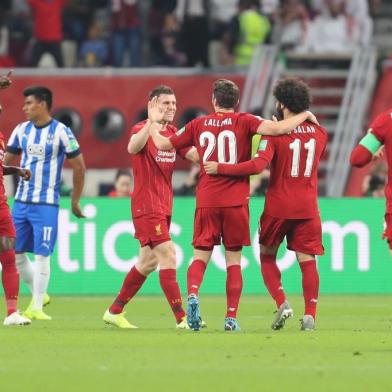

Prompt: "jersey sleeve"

[254,135,275,162]
[177,146,193,159]
[242,113,263,135]
[170,122,194,150]
[60,126,81,158]
[6,124,23,154]
[369,112,391,144]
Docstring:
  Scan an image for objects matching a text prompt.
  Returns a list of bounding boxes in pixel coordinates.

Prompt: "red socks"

[226,264,242,318]
[109,266,146,314]
[159,269,185,323]
[187,259,207,296]
[260,254,286,308]
[299,259,319,319]
[0,250,19,316]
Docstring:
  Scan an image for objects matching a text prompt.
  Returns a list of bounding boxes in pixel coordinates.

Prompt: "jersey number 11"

[289,138,316,177]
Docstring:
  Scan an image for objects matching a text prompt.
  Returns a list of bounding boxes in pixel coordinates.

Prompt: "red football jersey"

[170,112,262,207]
[0,132,8,204]
[130,120,189,217]
[369,109,392,212]
[28,0,67,41]
[257,121,327,219]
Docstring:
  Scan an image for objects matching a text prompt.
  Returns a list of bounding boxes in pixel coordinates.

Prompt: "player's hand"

[148,96,165,123]
[271,115,278,122]
[372,146,384,161]
[17,168,31,180]
[305,110,319,125]
[72,201,85,218]
[0,70,12,89]
[204,161,219,175]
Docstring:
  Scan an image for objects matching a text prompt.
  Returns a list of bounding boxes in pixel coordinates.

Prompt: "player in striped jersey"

[4,86,86,321]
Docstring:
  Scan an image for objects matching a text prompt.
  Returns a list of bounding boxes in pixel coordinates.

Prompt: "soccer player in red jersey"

[150,78,319,331]
[350,108,392,253]
[204,78,327,331]
[103,85,198,329]
[0,72,33,325]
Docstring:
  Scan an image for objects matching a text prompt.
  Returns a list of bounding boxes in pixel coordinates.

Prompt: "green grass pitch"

[1,295,391,392]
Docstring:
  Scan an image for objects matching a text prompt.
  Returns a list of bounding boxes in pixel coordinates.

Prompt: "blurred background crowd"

[0,0,384,69]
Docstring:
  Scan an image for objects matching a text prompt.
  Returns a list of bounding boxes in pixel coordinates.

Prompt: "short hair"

[213,79,240,109]
[23,86,53,110]
[115,169,132,181]
[273,77,311,113]
[148,85,175,100]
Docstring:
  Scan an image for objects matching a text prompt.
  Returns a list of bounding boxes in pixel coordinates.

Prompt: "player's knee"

[0,237,15,254]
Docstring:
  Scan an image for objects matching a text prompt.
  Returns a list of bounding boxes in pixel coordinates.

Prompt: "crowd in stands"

[0,0,382,68]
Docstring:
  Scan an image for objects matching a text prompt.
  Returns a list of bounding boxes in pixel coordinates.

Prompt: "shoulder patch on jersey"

[258,139,268,151]
[69,139,79,150]
[176,127,185,136]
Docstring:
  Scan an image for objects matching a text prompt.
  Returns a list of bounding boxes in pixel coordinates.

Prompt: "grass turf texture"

[1,295,391,392]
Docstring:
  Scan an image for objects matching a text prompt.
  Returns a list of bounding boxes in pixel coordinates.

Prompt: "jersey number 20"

[289,138,316,177]
[200,130,237,163]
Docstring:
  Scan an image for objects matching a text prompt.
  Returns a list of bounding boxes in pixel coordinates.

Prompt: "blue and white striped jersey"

[7,119,81,205]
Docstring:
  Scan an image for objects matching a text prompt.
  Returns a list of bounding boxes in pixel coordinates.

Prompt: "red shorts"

[133,213,171,248]
[0,203,16,237]
[259,213,324,255]
[193,205,250,251]
[383,213,392,249]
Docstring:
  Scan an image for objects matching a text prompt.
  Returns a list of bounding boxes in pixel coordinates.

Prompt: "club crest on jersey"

[46,133,55,145]
[155,224,162,236]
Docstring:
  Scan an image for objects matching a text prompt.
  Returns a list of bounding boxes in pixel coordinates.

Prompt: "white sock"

[32,255,50,311]
[15,253,34,293]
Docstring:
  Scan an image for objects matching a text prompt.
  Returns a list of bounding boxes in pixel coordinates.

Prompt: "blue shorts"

[12,201,59,256]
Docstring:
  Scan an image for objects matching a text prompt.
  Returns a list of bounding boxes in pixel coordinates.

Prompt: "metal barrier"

[326,47,377,196]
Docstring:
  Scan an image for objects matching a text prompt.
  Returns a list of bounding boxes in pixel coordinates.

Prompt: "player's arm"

[67,154,86,218]
[350,132,382,167]
[149,127,174,150]
[3,166,31,180]
[3,151,20,165]
[184,147,199,163]
[128,120,162,154]
[204,156,269,177]
[257,111,318,135]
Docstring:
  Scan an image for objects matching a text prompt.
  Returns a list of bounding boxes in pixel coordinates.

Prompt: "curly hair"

[273,77,311,114]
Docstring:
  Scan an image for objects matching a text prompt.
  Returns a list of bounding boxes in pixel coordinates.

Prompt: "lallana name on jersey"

[203,118,233,127]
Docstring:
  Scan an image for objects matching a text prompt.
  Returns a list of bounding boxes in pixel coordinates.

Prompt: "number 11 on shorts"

[43,226,52,242]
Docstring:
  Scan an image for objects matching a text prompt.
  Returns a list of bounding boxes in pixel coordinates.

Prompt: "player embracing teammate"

[150,78,319,331]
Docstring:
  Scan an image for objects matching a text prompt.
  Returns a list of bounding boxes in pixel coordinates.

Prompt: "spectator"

[0,8,15,67]
[79,22,108,67]
[276,0,310,51]
[110,0,142,67]
[63,0,95,45]
[362,161,387,197]
[7,0,32,66]
[223,0,271,65]
[28,0,68,67]
[303,0,359,53]
[208,0,237,66]
[108,169,133,197]
[176,0,211,67]
[148,0,181,66]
